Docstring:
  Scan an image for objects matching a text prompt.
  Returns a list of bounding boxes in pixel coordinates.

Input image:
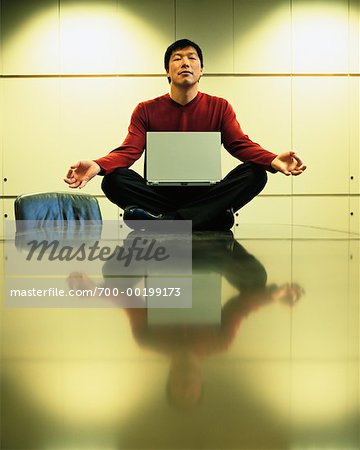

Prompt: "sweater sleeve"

[94,103,147,175]
[221,100,277,171]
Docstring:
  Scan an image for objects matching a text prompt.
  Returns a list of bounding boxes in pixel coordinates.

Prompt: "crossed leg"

[101,162,267,230]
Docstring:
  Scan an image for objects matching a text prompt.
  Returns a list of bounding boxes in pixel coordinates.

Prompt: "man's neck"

[169,84,199,106]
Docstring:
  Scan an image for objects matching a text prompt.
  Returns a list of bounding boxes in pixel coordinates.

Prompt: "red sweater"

[94,92,277,175]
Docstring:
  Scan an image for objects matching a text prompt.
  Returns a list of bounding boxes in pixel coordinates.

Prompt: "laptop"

[146,131,222,186]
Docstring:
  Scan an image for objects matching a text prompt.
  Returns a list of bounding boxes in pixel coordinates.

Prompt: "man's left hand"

[271,151,307,176]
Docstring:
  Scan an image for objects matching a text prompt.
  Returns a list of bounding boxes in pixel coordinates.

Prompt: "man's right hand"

[64,160,101,189]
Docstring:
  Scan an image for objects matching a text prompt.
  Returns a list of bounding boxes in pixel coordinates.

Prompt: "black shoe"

[194,209,234,231]
[219,209,235,230]
[123,206,175,230]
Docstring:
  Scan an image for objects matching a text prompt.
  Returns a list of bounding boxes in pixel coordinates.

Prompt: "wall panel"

[292,0,349,74]
[60,77,124,163]
[0,1,2,239]
[1,0,60,74]
[60,0,119,74]
[292,197,350,235]
[0,77,3,198]
[349,196,360,235]
[292,77,350,195]
[234,0,291,73]
[116,0,175,74]
[2,78,64,196]
[97,197,119,221]
[0,200,4,240]
[349,0,360,74]
[3,198,15,222]
[349,77,360,196]
[60,0,174,74]
[234,196,293,240]
[176,0,234,73]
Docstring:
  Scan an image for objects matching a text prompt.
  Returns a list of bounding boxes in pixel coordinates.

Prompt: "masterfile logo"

[5,220,192,308]
[25,237,170,266]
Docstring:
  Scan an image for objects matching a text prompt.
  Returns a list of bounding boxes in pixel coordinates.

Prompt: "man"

[64,39,306,230]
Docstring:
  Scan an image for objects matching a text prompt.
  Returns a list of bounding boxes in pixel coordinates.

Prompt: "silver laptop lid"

[146,131,222,186]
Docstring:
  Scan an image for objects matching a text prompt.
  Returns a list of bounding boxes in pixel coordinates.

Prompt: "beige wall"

[0,0,359,237]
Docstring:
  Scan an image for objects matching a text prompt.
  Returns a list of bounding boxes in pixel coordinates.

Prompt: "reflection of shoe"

[123,206,175,230]
[195,209,234,231]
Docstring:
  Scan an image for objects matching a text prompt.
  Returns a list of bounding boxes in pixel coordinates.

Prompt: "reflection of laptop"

[146,132,222,186]
[146,273,221,325]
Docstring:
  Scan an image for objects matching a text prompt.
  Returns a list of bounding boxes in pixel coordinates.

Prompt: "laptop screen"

[146,132,222,186]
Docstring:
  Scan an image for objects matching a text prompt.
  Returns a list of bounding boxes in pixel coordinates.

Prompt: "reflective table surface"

[1,224,359,450]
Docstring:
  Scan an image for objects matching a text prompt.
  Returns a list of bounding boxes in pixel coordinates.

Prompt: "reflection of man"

[68,233,303,409]
[64,39,306,231]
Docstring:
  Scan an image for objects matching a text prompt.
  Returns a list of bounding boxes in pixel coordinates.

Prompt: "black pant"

[101,162,267,229]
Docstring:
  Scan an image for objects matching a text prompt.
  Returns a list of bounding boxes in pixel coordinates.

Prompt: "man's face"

[167,46,203,87]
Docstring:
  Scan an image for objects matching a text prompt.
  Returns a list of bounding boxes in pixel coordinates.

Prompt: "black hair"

[164,39,204,83]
